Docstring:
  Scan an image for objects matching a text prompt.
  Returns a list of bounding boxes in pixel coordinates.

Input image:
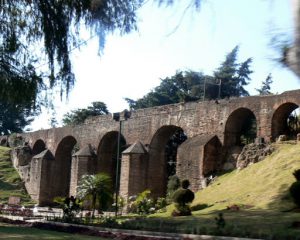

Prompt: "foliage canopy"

[0,0,202,99]
[0,0,202,133]
[126,46,253,110]
[62,101,109,126]
[76,172,113,217]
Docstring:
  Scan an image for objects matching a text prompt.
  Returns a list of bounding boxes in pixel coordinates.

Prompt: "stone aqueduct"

[2,90,300,205]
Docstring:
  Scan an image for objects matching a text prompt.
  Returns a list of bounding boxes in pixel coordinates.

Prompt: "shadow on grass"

[266,182,297,211]
[191,203,213,211]
[0,179,17,191]
[119,207,300,239]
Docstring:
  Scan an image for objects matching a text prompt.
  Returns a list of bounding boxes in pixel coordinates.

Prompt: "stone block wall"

[7,90,300,204]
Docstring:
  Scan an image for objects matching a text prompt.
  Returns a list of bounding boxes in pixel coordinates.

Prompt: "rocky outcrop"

[11,146,32,168]
[236,143,275,170]
[223,146,243,171]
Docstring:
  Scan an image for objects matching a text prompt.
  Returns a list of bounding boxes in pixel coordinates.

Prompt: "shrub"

[155,197,167,213]
[129,190,155,215]
[54,196,81,223]
[172,179,194,216]
[167,175,181,202]
[290,181,300,207]
[215,213,226,229]
[293,169,300,181]
[99,216,119,228]
[289,169,300,208]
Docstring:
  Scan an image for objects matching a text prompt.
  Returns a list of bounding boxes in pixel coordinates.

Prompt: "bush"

[290,181,300,207]
[129,190,155,215]
[166,175,180,202]
[172,204,192,216]
[99,216,119,228]
[173,188,194,206]
[172,179,194,216]
[53,196,81,223]
[293,169,300,181]
[155,197,167,213]
[289,169,300,208]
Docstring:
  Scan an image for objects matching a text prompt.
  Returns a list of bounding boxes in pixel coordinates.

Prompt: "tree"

[0,1,144,97]
[214,46,252,98]
[0,101,36,135]
[125,71,205,110]
[256,73,273,95]
[165,129,187,178]
[0,45,43,134]
[62,101,109,126]
[0,1,202,102]
[0,0,203,133]
[77,173,113,217]
[126,47,253,110]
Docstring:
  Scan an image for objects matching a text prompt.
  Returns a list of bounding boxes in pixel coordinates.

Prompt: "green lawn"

[142,209,299,239]
[0,223,106,240]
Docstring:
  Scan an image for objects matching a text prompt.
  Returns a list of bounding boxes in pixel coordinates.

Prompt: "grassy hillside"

[0,146,33,205]
[192,143,300,212]
[146,143,300,238]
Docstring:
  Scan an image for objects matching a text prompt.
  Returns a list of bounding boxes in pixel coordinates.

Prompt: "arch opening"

[224,108,257,147]
[148,126,187,197]
[32,139,46,156]
[52,136,77,198]
[97,131,126,188]
[272,102,300,141]
[0,138,7,146]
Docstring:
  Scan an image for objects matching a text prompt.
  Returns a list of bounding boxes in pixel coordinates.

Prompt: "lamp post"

[112,109,131,217]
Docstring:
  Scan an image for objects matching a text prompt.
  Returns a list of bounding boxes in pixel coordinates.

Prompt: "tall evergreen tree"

[126,47,253,110]
[256,73,273,95]
[214,46,252,98]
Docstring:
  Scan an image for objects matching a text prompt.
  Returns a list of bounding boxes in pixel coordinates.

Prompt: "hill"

[0,146,33,205]
[192,142,300,212]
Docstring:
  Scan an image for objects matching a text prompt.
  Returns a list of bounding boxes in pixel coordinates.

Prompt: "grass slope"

[146,143,300,238]
[192,143,300,212]
[0,146,33,205]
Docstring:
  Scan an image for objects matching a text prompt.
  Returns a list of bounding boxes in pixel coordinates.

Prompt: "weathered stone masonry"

[3,90,300,205]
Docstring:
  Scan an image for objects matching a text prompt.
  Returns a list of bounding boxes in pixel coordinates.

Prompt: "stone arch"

[32,139,46,156]
[97,131,126,188]
[148,125,187,197]
[271,102,299,141]
[0,138,7,146]
[52,136,77,198]
[224,108,257,147]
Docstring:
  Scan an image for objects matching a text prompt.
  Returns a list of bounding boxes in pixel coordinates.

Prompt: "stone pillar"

[69,144,96,197]
[119,141,148,201]
[29,149,54,206]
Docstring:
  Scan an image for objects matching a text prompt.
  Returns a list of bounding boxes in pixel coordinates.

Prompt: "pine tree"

[256,73,273,95]
[214,46,252,98]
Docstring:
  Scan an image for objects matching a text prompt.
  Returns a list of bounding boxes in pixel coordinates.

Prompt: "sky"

[31,0,300,130]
